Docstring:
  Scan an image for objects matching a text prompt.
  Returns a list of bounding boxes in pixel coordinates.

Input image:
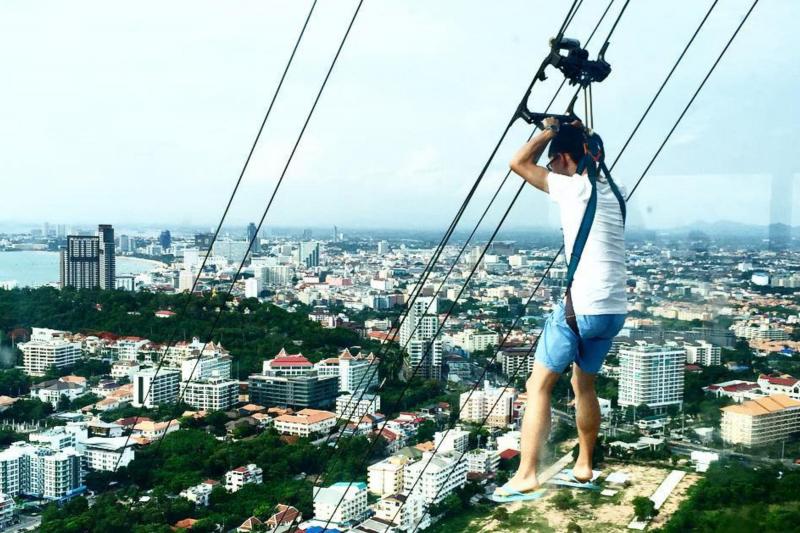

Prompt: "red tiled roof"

[499,449,520,460]
[269,353,312,367]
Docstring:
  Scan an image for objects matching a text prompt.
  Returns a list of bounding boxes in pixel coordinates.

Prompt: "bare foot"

[572,463,593,483]
[500,473,540,494]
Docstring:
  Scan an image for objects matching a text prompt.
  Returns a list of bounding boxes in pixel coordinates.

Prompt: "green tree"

[633,496,657,521]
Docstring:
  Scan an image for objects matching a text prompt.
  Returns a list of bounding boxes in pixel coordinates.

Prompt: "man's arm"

[509,125,557,193]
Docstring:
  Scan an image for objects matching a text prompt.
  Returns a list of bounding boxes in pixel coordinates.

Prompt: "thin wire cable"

[319,0,613,471]
[407,2,756,528]
[112,0,319,470]
[301,0,584,485]
[303,2,586,530]
[152,0,366,456]
[392,0,635,519]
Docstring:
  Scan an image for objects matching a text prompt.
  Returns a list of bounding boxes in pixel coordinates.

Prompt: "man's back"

[547,172,627,316]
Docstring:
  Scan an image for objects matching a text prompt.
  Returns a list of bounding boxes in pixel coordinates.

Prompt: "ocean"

[0,251,162,288]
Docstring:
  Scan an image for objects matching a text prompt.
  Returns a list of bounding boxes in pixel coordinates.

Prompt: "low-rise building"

[274,409,336,437]
[180,480,219,506]
[225,464,263,493]
[433,426,470,454]
[30,376,87,408]
[721,394,800,447]
[367,455,409,496]
[373,492,426,532]
[465,448,500,475]
[313,481,369,527]
[180,376,239,412]
[82,437,135,471]
[0,492,14,530]
[131,419,180,441]
[336,393,380,422]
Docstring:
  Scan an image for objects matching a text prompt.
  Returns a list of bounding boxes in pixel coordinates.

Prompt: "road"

[4,515,42,533]
[668,440,799,468]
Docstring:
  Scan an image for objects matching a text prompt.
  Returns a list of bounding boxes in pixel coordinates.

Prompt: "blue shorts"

[534,300,626,374]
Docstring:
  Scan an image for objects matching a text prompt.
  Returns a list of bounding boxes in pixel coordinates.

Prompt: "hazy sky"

[1,0,798,233]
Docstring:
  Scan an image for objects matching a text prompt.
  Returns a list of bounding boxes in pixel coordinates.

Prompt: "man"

[494,117,627,501]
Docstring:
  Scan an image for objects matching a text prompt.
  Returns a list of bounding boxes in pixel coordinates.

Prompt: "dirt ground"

[468,461,700,532]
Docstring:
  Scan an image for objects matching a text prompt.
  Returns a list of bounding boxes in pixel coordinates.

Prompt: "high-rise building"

[118,234,132,252]
[295,242,320,268]
[159,230,172,250]
[60,225,115,290]
[97,224,115,290]
[247,222,258,253]
[401,296,443,380]
[377,240,389,254]
[60,235,99,289]
[619,342,685,410]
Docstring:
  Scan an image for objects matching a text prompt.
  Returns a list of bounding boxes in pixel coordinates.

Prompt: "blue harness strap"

[563,132,625,341]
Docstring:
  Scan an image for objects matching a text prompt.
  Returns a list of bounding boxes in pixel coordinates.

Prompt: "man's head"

[547,124,585,176]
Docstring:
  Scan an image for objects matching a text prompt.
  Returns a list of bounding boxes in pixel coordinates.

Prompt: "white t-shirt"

[547,172,627,315]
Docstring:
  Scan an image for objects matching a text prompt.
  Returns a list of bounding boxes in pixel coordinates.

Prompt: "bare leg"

[571,364,600,482]
[504,362,560,493]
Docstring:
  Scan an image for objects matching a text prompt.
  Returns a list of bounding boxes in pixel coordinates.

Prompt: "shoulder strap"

[565,171,597,289]
[600,160,627,225]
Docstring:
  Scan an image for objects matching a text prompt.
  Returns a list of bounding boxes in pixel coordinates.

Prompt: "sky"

[1,0,799,234]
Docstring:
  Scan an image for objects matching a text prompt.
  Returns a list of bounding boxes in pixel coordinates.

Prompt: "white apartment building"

[82,437,135,471]
[373,492,426,532]
[0,492,13,530]
[180,480,218,506]
[19,328,82,377]
[180,377,239,412]
[313,482,369,526]
[244,277,262,298]
[400,297,443,380]
[29,427,76,451]
[459,381,517,428]
[273,409,336,437]
[684,340,721,366]
[452,329,499,354]
[403,451,467,505]
[732,321,790,341]
[500,346,536,379]
[367,455,409,496]
[619,342,685,410]
[181,355,232,381]
[314,349,379,393]
[465,448,500,475]
[225,464,263,493]
[132,367,180,407]
[336,394,381,422]
[721,394,800,447]
[433,426,470,453]
[260,265,293,287]
[0,442,83,500]
[111,360,140,380]
[496,430,521,452]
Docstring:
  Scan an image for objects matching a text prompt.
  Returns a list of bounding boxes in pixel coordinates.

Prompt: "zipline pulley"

[514,36,611,128]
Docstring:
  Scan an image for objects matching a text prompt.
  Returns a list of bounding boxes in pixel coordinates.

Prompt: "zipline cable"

[144,0,364,466]
[316,0,614,471]
[303,3,589,530]
[112,0,320,470]
[404,2,756,529]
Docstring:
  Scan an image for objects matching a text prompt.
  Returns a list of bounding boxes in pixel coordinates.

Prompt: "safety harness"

[562,130,627,339]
